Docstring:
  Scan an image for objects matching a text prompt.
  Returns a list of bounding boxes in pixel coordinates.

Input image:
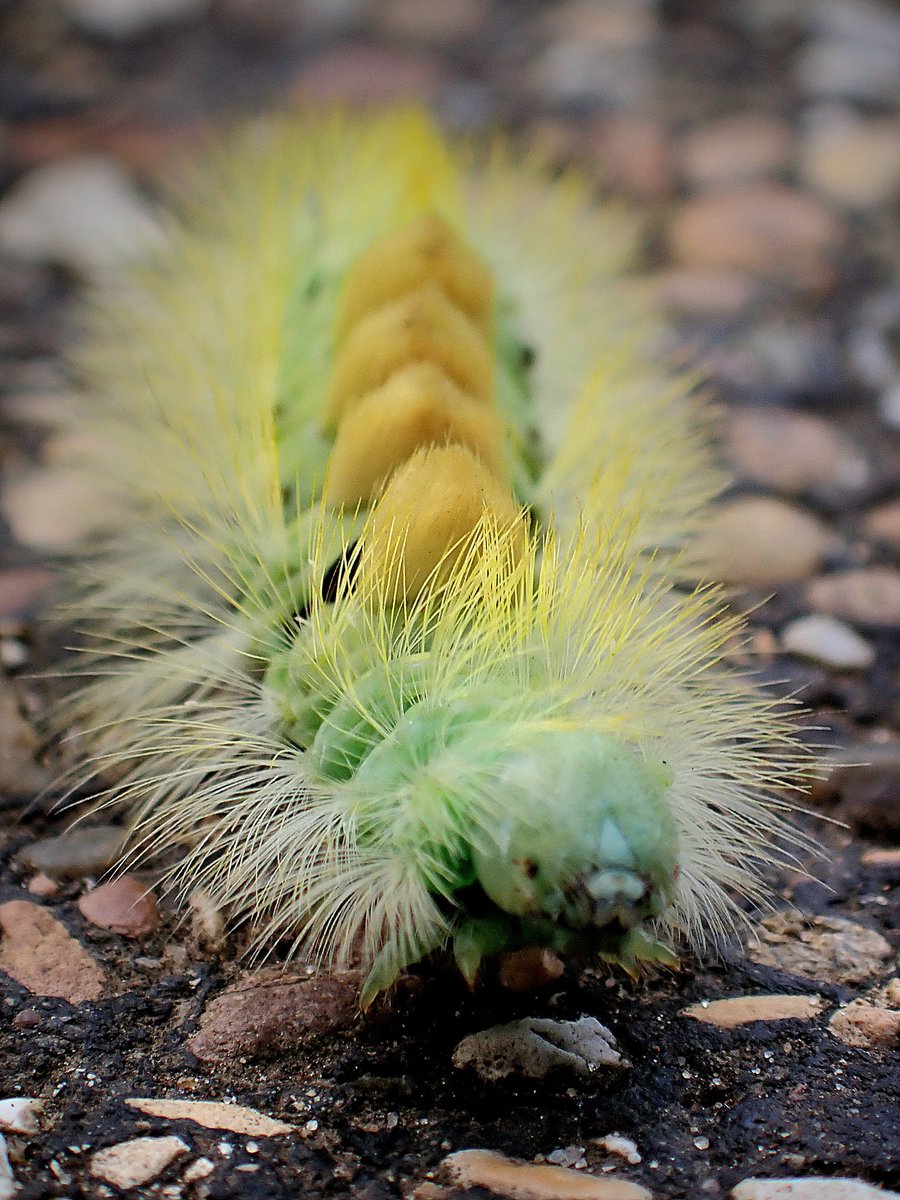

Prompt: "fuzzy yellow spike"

[334,214,494,342]
[55,109,811,1006]
[323,363,505,508]
[324,284,493,431]
[356,443,525,602]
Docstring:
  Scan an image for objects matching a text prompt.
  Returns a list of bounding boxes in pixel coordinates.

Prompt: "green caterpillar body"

[63,110,806,1004]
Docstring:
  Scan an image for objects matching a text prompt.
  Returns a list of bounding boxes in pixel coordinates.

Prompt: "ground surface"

[0,1,898,1198]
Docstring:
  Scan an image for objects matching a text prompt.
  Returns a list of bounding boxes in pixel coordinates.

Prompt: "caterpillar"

[59,109,808,1007]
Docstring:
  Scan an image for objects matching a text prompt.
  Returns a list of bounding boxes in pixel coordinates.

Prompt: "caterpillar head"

[456,728,679,979]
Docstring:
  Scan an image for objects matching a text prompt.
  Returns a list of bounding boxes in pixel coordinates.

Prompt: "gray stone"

[453,1016,627,1081]
[781,614,875,670]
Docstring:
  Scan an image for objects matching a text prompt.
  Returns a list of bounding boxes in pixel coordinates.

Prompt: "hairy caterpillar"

[60,109,807,1007]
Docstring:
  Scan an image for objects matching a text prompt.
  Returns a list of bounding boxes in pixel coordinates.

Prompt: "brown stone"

[807,567,900,627]
[828,1000,900,1050]
[77,876,161,937]
[669,183,843,287]
[0,900,106,1003]
[290,45,444,104]
[725,409,869,496]
[693,497,833,585]
[680,114,793,187]
[655,268,758,317]
[89,1136,188,1189]
[498,947,565,992]
[377,0,488,42]
[863,499,900,551]
[186,968,359,1064]
[444,1149,652,1199]
[586,115,674,201]
[125,1098,294,1136]
[681,994,824,1028]
[0,567,52,619]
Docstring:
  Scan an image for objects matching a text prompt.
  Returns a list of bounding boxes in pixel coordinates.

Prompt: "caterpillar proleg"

[60,110,808,1006]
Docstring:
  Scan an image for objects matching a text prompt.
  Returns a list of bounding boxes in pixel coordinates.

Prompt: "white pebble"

[0,157,162,277]
[59,0,209,38]
[781,614,875,670]
[0,1097,42,1136]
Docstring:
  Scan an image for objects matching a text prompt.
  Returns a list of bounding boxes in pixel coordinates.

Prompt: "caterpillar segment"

[60,111,809,1007]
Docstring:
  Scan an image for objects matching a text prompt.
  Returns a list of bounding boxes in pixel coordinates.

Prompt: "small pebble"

[125,1098,295,1137]
[863,500,900,551]
[815,743,900,835]
[11,1009,41,1030]
[19,825,124,879]
[732,1178,900,1200]
[807,567,900,627]
[668,184,843,288]
[452,1016,626,1081]
[679,114,793,187]
[594,1136,640,1166]
[444,1148,652,1199]
[795,38,900,103]
[0,1099,42,1136]
[585,115,674,202]
[726,409,869,497]
[828,1000,900,1050]
[681,994,824,1028]
[0,157,162,276]
[89,1136,189,1190]
[290,44,444,103]
[182,1157,215,1183]
[800,115,900,209]
[694,497,833,586]
[26,873,59,898]
[59,0,209,37]
[78,876,161,937]
[781,615,875,671]
[498,947,565,991]
[1,467,109,552]
[878,380,900,430]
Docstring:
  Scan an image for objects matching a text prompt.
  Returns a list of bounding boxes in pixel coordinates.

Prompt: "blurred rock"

[796,39,900,102]
[0,675,49,798]
[376,0,488,42]
[781,614,875,670]
[694,497,834,585]
[655,269,759,317]
[749,912,893,985]
[186,969,359,1064]
[0,157,162,276]
[863,500,900,550]
[59,0,208,37]
[813,742,900,835]
[807,567,900,627]
[444,1149,652,1200]
[0,900,106,1003]
[726,409,869,497]
[290,45,444,103]
[77,877,161,937]
[679,114,793,187]
[498,947,565,991]
[800,114,900,209]
[586,115,674,202]
[1,467,109,552]
[19,825,124,879]
[668,184,842,288]
[878,380,900,430]
[0,567,52,620]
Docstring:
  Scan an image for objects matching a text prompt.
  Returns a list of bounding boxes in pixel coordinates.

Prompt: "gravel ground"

[0,1,898,1198]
